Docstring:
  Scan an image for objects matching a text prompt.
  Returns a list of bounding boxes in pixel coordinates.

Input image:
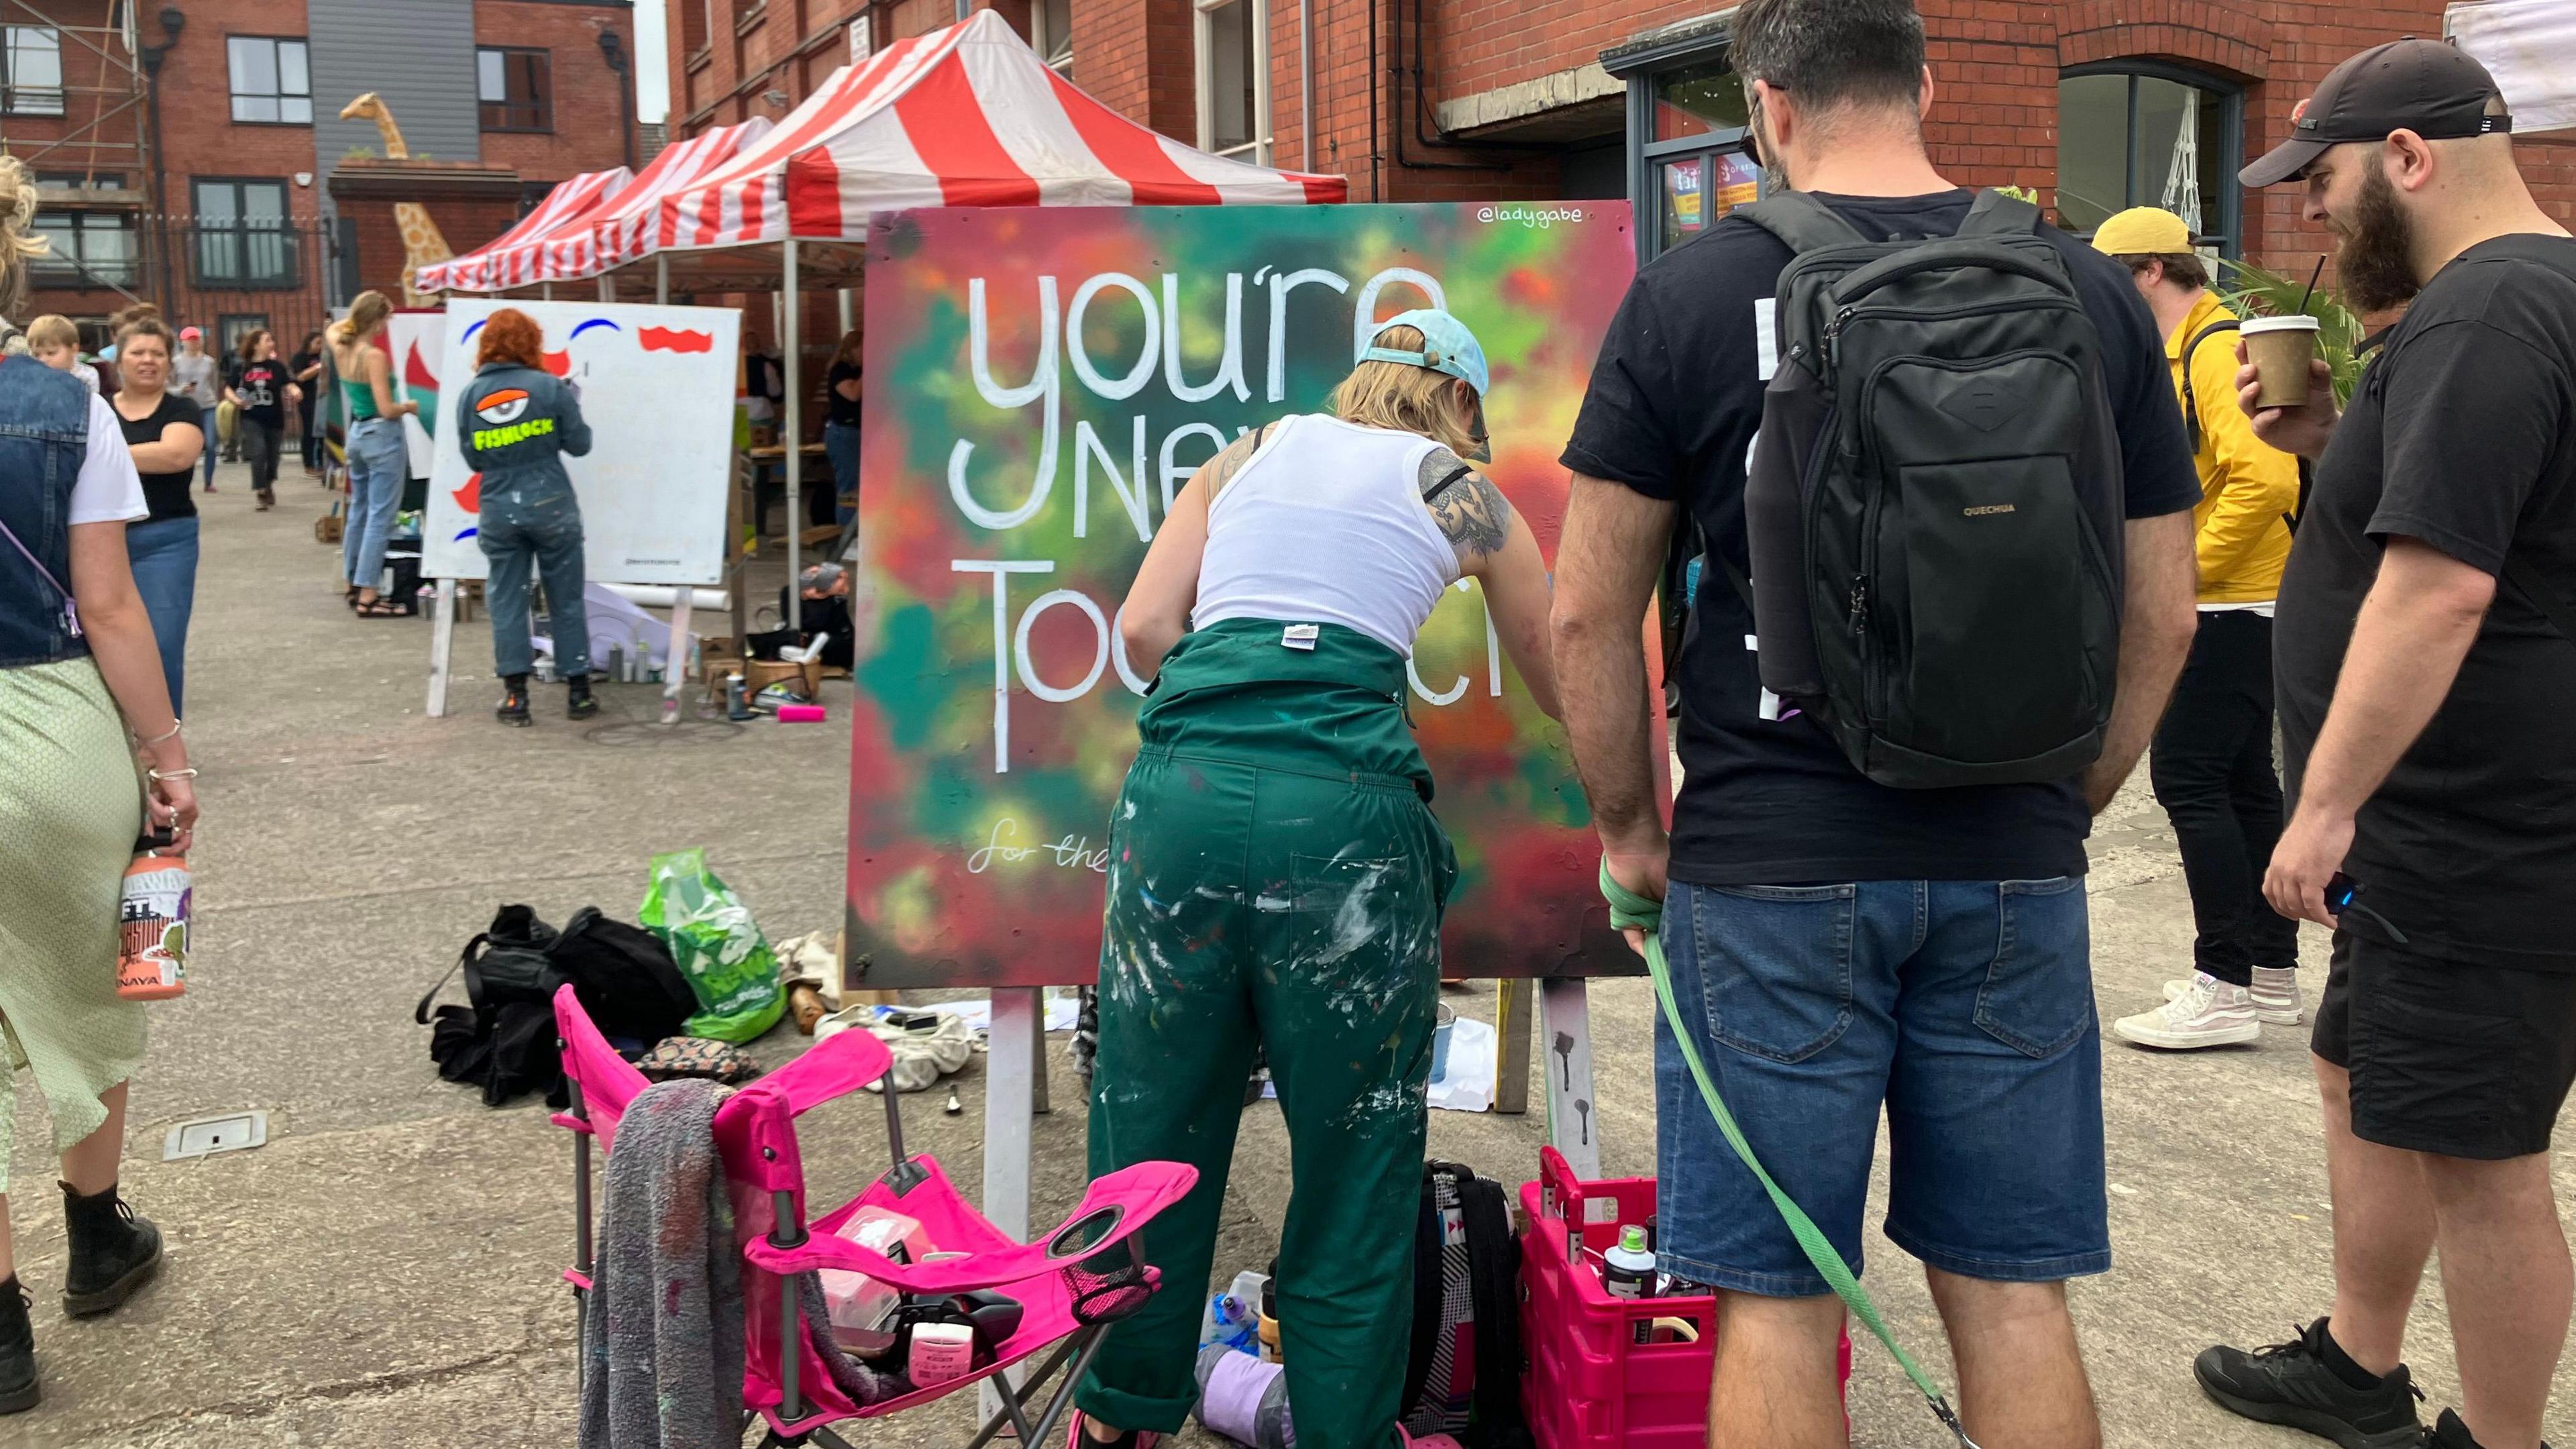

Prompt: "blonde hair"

[1330,326,1481,456]
[331,290,395,347]
[0,156,48,343]
[26,314,78,352]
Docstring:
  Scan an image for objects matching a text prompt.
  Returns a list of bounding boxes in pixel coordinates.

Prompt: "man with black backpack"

[2192,40,2576,1449]
[2088,207,2308,1051]
[1550,0,2198,1444]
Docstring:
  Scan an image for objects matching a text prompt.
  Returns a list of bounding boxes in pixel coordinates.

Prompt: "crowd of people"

[1067,9,2575,1449]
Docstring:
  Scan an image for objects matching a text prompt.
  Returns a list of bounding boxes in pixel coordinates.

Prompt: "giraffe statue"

[338,92,453,308]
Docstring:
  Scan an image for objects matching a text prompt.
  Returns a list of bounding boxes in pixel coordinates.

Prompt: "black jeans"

[241,419,282,493]
[2149,608,2301,985]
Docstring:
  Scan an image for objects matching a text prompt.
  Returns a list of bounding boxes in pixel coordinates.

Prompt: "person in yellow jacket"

[2091,207,2307,1051]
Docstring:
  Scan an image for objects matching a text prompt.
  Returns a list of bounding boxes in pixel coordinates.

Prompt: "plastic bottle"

[117,839,190,1001]
[1603,1223,1657,1344]
[1195,1343,1294,1449]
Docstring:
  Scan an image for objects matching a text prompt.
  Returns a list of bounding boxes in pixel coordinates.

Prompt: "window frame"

[1032,0,1073,78]
[226,35,313,127]
[3,23,63,117]
[30,211,140,290]
[189,176,301,290]
[478,45,554,134]
[2057,60,2245,260]
[1192,0,1269,165]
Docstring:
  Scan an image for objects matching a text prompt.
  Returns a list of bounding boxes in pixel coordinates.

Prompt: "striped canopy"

[644,10,1344,254]
[414,164,631,294]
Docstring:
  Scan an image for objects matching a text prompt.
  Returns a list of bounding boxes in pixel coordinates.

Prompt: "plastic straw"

[2298,254,2326,315]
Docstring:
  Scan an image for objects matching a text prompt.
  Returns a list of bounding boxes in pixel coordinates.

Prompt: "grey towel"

[580,1079,745,1449]
[580,1079,899,1449]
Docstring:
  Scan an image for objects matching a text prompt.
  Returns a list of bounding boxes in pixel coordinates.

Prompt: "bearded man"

[2192,39,2576,1449]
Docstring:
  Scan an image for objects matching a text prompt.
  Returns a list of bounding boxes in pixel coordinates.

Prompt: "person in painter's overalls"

[1071,311,1561,1449]
[455,307,595,726]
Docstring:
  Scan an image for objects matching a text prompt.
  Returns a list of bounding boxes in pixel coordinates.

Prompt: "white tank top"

[1191,415,1462,657]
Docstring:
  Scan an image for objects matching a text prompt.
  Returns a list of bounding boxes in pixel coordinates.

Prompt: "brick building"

[667,0,2575,280]
[1,0,640,351]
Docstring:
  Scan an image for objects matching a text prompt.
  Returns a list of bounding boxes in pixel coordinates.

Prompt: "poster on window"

[421,299,741,584]
[847,201,1656,989]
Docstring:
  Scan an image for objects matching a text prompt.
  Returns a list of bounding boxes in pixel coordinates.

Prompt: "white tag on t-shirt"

[1754,297,1780,382]
[1748,633,1784,720]
[1281,623,1320,651]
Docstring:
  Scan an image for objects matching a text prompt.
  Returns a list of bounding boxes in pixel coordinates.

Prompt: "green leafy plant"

[342,144,378,161]
[2220,257,2365,407]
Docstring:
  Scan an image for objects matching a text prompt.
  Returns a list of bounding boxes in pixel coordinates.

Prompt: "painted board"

[847,202,1652,988]
[386,310,445,479]
[423,300,742,585]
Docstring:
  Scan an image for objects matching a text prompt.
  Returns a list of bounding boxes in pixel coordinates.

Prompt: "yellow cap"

[2090,206,2193,257]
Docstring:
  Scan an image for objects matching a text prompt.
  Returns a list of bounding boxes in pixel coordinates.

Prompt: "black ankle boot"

[60,1182,162,1318]
[566,673,598,720]
[496,674,532,727]
[0,1277,35,1414]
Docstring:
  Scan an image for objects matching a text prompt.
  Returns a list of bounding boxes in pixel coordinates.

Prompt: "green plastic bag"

[639,848,786,1043]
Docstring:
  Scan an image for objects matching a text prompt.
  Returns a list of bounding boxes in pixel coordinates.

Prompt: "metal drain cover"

[163,1111,268,1161]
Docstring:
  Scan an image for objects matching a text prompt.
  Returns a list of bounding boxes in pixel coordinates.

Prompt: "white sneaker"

[2162,966,2304,1025]
[2118,973,2262,1049]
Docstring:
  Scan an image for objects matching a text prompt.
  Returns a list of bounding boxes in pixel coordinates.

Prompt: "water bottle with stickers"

[117,830,190,1001]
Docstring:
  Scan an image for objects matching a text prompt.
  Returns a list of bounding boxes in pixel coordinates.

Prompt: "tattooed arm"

[1421,447,1561,720]
[1118,426,1271,679]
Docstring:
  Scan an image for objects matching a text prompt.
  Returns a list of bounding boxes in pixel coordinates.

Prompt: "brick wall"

[474,1,643,184]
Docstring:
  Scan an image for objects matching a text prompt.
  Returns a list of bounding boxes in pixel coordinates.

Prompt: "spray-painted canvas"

[386,310,444,479]
[847,203,1652,988]
[422,300,741,584]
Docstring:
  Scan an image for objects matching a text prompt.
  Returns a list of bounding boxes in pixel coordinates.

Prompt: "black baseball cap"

[2241,38,2513,187]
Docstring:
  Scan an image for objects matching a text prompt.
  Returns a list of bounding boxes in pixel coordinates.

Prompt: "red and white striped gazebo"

[413,164,631,294]
[645,9,1343,254]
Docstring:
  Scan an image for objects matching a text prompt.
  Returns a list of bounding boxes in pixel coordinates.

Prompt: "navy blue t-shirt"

[1561,189,2202,885]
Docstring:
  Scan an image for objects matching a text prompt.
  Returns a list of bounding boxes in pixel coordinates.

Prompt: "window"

[37,170,129,192]
[478,47,551,131]
[191,178,298,286]
[32,213,139,288]
[1631,56,1762,256]
[2057,64,2242,258]
[3,25,62,116]
[227,37,313,125]
[217,314,270,359]
[1194,0,1265,162]
[1033,0,1072,78]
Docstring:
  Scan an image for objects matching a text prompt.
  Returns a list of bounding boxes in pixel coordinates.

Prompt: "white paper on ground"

[904,993,1079,1034]
[1427,1017,1499,1114]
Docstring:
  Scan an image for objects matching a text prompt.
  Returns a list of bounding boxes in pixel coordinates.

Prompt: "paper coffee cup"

[2242,313,2322,410]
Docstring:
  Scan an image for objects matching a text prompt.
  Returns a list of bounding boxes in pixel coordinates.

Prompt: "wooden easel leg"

[1540,978,1601,1178]
[1494,978,1534,1116]
[427,578,457,718]
[663,593,693,725]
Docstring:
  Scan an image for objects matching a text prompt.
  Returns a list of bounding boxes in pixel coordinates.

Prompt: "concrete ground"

[6,457,2571,1448]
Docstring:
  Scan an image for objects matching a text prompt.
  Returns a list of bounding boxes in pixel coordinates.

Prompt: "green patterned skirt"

[0,657,147,1181]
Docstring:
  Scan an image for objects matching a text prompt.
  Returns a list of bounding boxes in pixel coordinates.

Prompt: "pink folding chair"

[551,986,1199,1448]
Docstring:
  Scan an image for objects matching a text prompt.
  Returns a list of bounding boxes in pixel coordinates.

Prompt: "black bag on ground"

[1400,1161,1529,1449]
[417,904,698,1108]
[1740,188,2125,788]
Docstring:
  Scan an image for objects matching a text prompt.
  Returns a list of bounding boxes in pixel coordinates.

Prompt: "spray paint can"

[1603,1224,1656,1342]
[117,837,190,1001]
[725,672,753,720]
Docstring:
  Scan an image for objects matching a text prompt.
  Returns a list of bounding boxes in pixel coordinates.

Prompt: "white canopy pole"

[784,238,803,633]
[598,272,614,303]
[838,287,853,337]
[656,252,669,305]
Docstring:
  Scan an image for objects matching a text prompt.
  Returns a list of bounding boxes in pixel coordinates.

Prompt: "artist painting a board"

[418,299,741,716]
[846,204,1650,1379]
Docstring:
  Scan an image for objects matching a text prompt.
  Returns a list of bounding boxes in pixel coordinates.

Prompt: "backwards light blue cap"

[1362,309,1489,398]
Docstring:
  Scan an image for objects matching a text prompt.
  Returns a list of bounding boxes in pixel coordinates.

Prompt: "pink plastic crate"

[1517,1148,1849,1449]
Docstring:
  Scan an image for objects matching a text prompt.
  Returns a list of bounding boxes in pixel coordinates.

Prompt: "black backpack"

[549,906,700,1046]
[417,905,697,1108]
[1739,189,2125,789]
[1399,1162,1528,1449]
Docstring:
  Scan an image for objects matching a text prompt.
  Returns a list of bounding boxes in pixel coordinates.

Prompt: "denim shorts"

[1654,878,2109,1296]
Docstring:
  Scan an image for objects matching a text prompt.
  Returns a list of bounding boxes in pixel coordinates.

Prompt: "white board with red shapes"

[386,310,445,480]
[421,299,742,586]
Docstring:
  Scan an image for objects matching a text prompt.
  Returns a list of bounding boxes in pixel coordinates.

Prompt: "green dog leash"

[1601,861,1980,1449]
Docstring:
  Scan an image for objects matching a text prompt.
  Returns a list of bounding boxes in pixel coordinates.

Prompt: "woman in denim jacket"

[455,308,594,725]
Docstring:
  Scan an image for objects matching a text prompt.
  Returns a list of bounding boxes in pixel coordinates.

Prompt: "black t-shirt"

[1562,190,2202,885]
[826,360,863,429]
[2276,234,2576,969]
[233,359,289,429]
[117,392,205,523]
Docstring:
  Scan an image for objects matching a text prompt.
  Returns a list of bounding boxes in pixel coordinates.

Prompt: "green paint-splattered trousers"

[1077,620,1456,1449]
